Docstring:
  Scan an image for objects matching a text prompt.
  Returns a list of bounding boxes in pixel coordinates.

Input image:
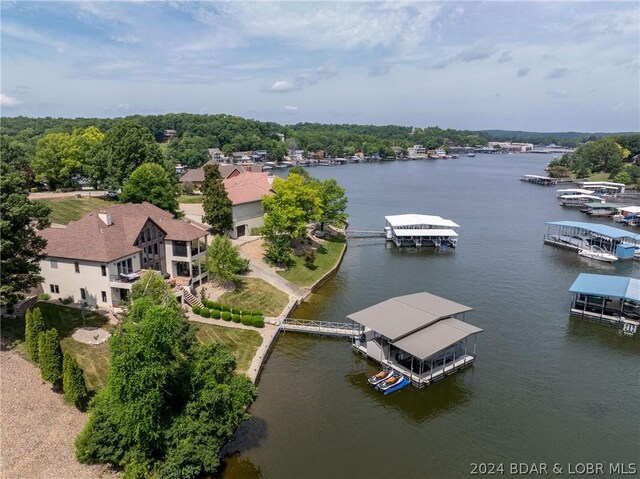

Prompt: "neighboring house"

[38,202,209,309]
[223,172,274,238]
[208,148,224,163]
[408,145,426,157]
[163,129,177,141]
[178,161,247,188]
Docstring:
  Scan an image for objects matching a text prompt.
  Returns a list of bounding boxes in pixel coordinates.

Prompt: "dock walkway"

[281,318,360,337]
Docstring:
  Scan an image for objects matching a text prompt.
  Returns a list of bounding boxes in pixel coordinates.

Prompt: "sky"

[1,1,639,132]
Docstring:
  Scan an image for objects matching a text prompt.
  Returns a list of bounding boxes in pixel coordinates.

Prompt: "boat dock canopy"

[385,214,459,229]
[545,221,640,242]
[392,317,483,360]
[347,292,473,341]
[569,274,640,303]
[393,228,458,237]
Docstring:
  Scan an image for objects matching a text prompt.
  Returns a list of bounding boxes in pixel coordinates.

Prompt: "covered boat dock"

[569,273,640,335]
[348,292,482,388]
[544,221,640,259]
[384,214,460,248]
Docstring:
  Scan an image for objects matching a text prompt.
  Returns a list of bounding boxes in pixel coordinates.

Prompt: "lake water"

[222,155,640,478]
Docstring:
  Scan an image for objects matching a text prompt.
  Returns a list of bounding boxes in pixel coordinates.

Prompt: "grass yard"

[278,235,346,288]
[0,302,113,391]
[36,197,113,225]
[194,323,263,376]
[178,195,204,204]
[587,172,611,181]
[218,277,289,317]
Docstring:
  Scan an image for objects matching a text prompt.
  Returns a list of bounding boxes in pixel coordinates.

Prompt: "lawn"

[194,323,263,376]
[587,172,611,181]
[278,234,346,288]
[178,195,204,204]
[36,197,113,225]
[217,277,289,317]
[0,302,113,391]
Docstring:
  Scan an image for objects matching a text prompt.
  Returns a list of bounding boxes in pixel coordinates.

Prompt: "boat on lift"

[578,248,618,263]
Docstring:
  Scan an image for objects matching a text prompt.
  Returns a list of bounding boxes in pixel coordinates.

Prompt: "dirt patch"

[239,238,267,263]
[72,327,111,345]
[196,282,236,301]
[0,350,119,479]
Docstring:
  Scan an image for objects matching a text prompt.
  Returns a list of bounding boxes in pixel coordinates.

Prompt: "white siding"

[40,258,112,306]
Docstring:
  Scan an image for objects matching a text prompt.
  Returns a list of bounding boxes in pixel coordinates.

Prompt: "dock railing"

[281,318,360,337]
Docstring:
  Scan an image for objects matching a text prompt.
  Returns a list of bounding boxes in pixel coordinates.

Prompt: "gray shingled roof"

[347,292,473,341]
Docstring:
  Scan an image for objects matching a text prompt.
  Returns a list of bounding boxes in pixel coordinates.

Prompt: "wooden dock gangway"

[345,230,386,239]
[281,318,361,337]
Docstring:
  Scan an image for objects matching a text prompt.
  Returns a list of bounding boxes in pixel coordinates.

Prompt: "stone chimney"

[98,212,113,226]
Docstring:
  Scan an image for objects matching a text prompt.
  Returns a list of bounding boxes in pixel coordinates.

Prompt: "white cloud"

[1,22,66,53]
[285,105,298,112]
[118,103,132,110]
[0,93,21,106]
[111,34,140,44]
[270,80,296,92]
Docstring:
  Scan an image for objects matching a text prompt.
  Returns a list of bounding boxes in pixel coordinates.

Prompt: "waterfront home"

[208,148,224,163]
[223,172,274,238]
[384,214,460,248]
[178,161,260,188]
[349,292,482,387]
[38,202,209,309]
[569,273,640,335]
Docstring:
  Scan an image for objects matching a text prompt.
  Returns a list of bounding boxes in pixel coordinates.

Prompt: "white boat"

[367,370,393,386]
[578,249,618,263]
[467,153,476,157]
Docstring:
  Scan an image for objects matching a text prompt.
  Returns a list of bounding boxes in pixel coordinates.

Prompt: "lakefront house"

[38,202,209,309]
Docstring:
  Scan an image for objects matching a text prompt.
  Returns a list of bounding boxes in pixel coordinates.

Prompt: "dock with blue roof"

[544,221,640,260]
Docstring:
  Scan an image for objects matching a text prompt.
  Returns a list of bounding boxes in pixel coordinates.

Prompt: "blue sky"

[1,1,638,132]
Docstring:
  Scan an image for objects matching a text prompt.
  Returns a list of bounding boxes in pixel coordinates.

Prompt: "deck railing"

[281,318,360,337]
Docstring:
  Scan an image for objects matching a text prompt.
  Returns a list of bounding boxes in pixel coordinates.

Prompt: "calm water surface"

[222,155,639,479]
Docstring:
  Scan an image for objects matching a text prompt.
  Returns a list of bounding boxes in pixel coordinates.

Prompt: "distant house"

[253,150,268,162]
[179,161,248,188]
[223,172,274,238]
[310,150,326,159]
[163,129,177,142]
[276,133,285,142]
[208,148,224,163]
[408,145,426,157]
[232,151,252,162]
[38,202,209,309]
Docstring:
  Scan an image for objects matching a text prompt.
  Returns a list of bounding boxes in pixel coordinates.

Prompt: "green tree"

[131,270,180,310]
[267,140,288,162]
[0,161,51,306]
[25,307,45,362]
[201,165,233,234]
[205,235,249,286]
[119,163,180,216]
[613,171,633,185]
[263,235,293,266]
[38,328,63,388]
[91,120,163,189]
[160,343,256,479]
[317,179,348,231]
[63,352,89,410]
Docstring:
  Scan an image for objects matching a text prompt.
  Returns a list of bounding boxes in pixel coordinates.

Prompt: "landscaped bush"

[211,309,221,319]
[204,300,215,310]
[200,308,210,318]
[192,305,201,315]
[60,296,74,305]
[63,352,88,410]
[250,226,262,235]
[231,307,241,315]
[252,316,265,328]
[253,310,264,317]
[221,304,231,312]
[25,307,45,363]
[38,328,63,388]
[38,293,51,301]
[211,301,221,310]
[232,314,241,323]
[221,311,232,321]
[241,316,252,326]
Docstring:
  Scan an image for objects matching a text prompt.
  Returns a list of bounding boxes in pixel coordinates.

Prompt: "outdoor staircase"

[181,286,204,309]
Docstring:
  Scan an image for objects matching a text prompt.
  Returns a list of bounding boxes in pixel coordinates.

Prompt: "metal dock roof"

[569,273,640,303]
[545,221,640,241]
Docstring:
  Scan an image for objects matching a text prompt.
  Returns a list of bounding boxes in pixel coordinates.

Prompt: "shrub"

[38,293,51,301]
[232,314,241,323]
[38,328,63,388]
[192,305,201,315]
[231,307,241,315]
[250,226,262,235]
[221,311,232,321]
[63,352,88,410]
[252,316,265,328]
[200,308,210,318]
[304,247,316,266]
[241,316,252,326]
[30,187,39,193]
[204,300,215,309]
[211,301,221,310]
[211,309,221,319]
[60,296,74,305]
[25,307,45,363]
[221,304,231,312]
[253,310,264,317]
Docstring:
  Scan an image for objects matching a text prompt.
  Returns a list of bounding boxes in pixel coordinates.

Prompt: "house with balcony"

[38,202,209,309]
[178,161,251,188]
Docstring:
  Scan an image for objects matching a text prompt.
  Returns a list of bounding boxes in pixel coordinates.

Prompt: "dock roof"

[546,221,640,242]
[393,228,458,237]
[392,317,483,360]
[385,214,459,229]
[347,292,472,341]
[569,274,640,303]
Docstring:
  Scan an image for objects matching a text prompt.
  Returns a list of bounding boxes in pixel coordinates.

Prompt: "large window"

[117,258,133,275]
[173,241,188,257]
